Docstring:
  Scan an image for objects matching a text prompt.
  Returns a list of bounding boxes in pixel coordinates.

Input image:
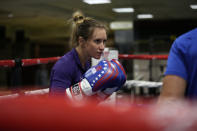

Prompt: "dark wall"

[134,19,197,40]
[133,19,197,53]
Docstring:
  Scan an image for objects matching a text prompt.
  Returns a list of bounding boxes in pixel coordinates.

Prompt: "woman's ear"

[78,36,86,48]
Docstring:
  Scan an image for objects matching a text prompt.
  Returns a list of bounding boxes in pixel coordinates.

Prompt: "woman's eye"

[94,39,107,44]
[94,39,102,44]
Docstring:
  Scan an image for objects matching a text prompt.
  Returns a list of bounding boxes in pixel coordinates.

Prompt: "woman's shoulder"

[53,50,76,72]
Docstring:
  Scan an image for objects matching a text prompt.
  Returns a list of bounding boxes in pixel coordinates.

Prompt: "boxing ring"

[1,53,197,131]
[0,53,166,100]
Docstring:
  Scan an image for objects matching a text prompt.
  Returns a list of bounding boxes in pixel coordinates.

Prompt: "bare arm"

[158,75,187,103]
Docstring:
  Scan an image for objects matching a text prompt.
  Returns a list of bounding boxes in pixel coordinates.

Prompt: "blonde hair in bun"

[72,10,85,24]
[69,10,107,48]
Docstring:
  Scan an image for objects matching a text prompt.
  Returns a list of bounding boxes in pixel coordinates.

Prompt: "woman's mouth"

[98,52,103,56]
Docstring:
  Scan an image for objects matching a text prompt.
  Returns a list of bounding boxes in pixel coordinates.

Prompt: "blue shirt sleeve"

[165,39,188,81]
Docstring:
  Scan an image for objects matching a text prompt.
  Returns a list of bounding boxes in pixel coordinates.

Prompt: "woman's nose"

[100,42,105,50]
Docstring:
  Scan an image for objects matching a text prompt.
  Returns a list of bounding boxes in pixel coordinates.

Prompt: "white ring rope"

[0,93,19,100]
[125,80,162,88]
[0,88,49,100]
[0,80,162,100]
[24,88,49,96]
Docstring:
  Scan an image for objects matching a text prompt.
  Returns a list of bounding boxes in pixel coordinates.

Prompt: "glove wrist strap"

[65,79,95,101]
[80,79,94,96]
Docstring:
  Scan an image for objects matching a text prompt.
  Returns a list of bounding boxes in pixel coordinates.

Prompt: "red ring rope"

[0,54,168,67]
[0,57,61,67]
[118,54,168,60]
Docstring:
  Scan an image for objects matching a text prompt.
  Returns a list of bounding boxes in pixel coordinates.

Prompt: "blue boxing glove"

[84,60,118,92]
[65,60,126,101]
[84,59,126,92]
[110,59,127,87]
[96,59,127,100]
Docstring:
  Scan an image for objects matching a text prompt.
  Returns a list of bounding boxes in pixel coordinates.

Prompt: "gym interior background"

[0,0,197,90]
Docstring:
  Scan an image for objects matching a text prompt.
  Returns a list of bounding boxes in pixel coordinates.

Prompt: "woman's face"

[85,28,107,59]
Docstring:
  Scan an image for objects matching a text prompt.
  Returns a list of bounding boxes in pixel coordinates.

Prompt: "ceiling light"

[8,13,13,18]
[190,4,197,9]
[137,14,153,19]
[110,21,133,30]
[112,8,134,13]
[83,0,111,4]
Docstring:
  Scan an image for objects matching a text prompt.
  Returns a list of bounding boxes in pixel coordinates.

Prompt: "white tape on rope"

[125,80,162,88]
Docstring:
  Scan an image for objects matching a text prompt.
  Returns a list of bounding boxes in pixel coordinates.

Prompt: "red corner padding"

[0,96,196,131]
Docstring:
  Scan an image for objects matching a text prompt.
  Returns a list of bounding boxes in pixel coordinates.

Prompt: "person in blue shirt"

[50,11,107,96]
[158,28,197,102]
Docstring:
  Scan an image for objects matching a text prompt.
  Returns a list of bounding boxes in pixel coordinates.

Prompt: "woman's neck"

[75,46,90,68]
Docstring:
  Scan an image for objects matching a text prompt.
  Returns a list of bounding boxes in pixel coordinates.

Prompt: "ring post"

[11,58,22,89]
